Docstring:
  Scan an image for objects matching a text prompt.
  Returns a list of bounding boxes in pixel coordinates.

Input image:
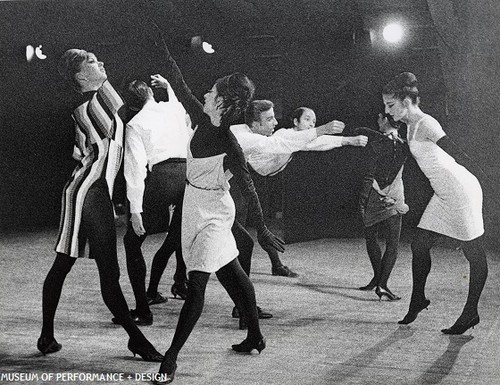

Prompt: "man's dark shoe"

[272,265,299,278]
[112,309,153,326]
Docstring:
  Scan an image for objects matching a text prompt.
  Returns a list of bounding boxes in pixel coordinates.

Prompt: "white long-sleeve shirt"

[230,125,344,176]
[124,98,191,214]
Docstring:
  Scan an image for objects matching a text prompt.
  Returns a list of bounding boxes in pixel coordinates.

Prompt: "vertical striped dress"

[55,80,124,258]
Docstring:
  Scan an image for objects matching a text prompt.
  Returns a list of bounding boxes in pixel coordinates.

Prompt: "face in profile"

[76,52,107,85]
[382,94,408,122]
[203,84,220,117]
[252,107,278,136]
[294,109,316,131]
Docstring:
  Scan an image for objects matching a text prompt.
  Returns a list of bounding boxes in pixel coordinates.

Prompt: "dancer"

[38,49,162,361]
[152,41,284,384]
[355,115,409,301]
[383,72,488,334]
[114,76,190,327]
[230,101,367,279]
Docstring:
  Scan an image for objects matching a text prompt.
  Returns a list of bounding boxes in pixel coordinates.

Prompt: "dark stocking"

[40,253,76,338]
[409,228,439,306]
[378,214,402,289]
[123,228,149,315]
[216,259,261,341]
[165,270,210,361]
[458,236,488,321]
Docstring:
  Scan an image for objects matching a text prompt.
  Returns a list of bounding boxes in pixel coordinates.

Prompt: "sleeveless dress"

[408,115,484,241]
[181,133,239,273]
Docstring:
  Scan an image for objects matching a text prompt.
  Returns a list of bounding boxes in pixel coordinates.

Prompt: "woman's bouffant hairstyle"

[244,99,274,127]
[214,72,255,126]
[382,72,419,104]
[123,80,150,110]
[57,49,89,92]
[290,107,313,126]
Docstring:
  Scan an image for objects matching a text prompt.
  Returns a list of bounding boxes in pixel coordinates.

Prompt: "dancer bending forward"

[382,72,488,334]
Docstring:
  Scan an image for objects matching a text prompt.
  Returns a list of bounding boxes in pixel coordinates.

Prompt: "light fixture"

[191,36,215,54]
[382,23,404,43]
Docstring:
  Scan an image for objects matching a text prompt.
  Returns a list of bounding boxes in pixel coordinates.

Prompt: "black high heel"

[359,279,377,291]
[398,299,431,324]
[153,356,177,385]
[127,339,163,362]
[37,336,62,355]
[171,282,188,300]
[375,286,401,301]
[441,315,480,335]
[232,337,266,354]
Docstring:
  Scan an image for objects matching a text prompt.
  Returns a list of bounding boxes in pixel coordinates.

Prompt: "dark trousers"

[124,160,187,315]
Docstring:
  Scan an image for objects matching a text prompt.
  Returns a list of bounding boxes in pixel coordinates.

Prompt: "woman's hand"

[317,120,345,136]
[150,74,170,90]
[130,213,146,236]
[257,227,285,253]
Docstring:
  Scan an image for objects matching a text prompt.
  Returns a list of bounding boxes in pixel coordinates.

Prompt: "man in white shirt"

[115,75,191,326]
[230,100,368,278]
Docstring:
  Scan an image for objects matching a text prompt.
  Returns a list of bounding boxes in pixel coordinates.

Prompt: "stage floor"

[1,226,499,385]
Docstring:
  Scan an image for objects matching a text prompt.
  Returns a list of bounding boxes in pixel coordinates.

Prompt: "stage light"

[35,45,47,59]
[191,36,215,54]
[26,44,47,62]
[26,45,35,62]
[383,23,404,43]
[202,42,215,54]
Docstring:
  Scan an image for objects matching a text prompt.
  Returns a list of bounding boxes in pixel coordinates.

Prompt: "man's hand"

[150,74,170,90]
[257,227,285,253]
[130,212,146,236]
[316,120,345,136]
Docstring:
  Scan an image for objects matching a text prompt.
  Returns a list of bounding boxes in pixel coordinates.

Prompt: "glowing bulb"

[35,45,47,59]
[383,23,404,43]
[202,42,215,54]
[26,45,35,62]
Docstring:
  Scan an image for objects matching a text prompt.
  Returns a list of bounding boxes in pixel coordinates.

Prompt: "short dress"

[182,142,238,273]
[408,115,484,241]
[356,127,409,228]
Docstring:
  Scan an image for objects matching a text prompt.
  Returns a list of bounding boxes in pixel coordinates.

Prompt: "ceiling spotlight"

[202,42,215,54]
[191,36,215,54]
[382,23,404,43]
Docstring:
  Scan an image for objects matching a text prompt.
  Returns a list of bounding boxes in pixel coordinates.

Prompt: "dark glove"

[257,227,285,253]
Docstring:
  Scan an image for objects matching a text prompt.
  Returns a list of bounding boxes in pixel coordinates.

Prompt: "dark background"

[1,0,498,249]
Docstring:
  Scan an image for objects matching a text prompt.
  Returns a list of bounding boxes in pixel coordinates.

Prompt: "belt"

[151,158,186,172]
[165,158,186,163]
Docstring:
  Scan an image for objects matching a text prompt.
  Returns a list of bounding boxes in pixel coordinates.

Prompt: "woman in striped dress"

[37,49,162,362]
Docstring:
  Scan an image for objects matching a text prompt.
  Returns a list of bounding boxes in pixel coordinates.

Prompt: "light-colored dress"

[408,114,484,241]
[181,142,239,273]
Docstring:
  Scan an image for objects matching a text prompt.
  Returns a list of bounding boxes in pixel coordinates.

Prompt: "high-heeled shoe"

[358,279,377,291]
[127,339,163,362]
[37,336,62,355]
[231,337,266,354]
[398,299,431,324]
[153,357,177,385]
[171,282,188,300]
[375,286,401,301]
[441,315,479,335]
